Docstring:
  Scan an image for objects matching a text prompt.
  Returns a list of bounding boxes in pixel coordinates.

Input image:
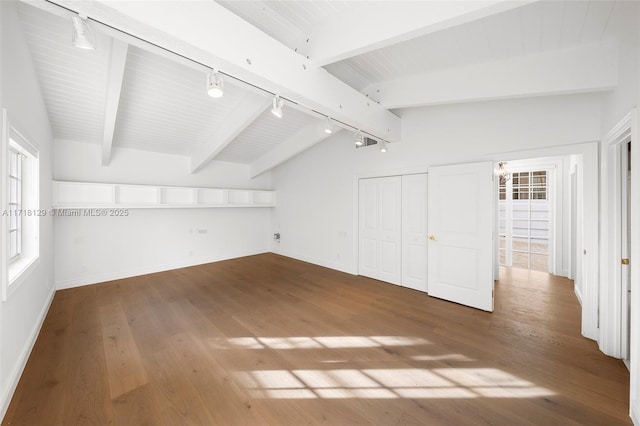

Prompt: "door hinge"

[622,258,630,265]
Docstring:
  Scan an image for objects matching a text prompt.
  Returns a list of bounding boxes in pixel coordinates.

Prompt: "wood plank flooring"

[3,253,631,425]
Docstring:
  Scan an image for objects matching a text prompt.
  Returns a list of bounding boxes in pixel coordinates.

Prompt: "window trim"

[2,110,40,301]
[8,146,23,262]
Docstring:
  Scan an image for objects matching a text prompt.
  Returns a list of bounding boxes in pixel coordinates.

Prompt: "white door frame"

[599,110,636,357]
[483,142,599,341]
[599,110,639,423]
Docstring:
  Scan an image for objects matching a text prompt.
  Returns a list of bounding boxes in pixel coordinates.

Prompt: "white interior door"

[402,174,428,292]
[428,162,495,311]
[359,177,401,285]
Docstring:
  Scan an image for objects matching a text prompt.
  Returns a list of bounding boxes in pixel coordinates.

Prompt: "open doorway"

[499,167,552,272]
[490,143,598,343]
[496,157,569,277]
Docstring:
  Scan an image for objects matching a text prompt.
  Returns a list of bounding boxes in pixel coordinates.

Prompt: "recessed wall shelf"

[52,181,275,208]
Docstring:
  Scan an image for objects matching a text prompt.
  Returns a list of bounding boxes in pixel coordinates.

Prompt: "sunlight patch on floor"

[221,335,430,350]
[410,354,473,362]
[233,368,555,400]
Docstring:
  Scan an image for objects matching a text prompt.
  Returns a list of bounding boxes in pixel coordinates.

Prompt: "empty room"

[0,0,639,424]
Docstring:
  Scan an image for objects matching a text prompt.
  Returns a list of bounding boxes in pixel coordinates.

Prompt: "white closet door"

[402,174,428,292]
[359,179,380,279]
[428,162,495,311]
[359,176,401,285]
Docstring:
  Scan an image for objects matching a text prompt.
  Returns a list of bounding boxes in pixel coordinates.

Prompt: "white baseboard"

[55,248,270,290]
[0,286,55,422]
[574,284,583,305]
[631,399,639,425]
[272,248,357,275]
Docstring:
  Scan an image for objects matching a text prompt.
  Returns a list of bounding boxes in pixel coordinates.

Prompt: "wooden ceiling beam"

[46,0,401,142]
[190,94,271,173]
[101,39,128,166]
[366,41,617,109]
[250,121,337,178]
[303,1,539,67]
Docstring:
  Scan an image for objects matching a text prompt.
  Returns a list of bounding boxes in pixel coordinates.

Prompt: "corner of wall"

[574,283,582,306]
[273,249,357,276]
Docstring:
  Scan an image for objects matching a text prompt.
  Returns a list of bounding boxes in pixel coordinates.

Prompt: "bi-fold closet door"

[359,176,403,285]
[358,174,428,292]
[358,162,494,312]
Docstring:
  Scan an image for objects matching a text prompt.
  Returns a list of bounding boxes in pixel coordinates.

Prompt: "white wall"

[601,1,639,134]
[0,1,55,419]
[272,93,603,276]
[54,140,273,288]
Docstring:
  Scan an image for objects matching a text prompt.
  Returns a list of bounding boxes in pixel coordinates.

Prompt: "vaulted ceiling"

[16,0,631,176]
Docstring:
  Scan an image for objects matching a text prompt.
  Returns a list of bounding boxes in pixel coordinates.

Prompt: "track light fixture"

[72,15,96,50]
[271,95,284,118]
[57,2,392,145]
[207,70,224,98]
[324,118,334,134]
[380,140,387,153]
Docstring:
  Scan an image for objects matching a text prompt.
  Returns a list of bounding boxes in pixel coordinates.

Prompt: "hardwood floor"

[3,254,631,425]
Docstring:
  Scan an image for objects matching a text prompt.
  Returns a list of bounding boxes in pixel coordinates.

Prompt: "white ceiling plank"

[520,1,543,55]
[560,1,590,46]
[46,0,401,142]
[250,122,336,178]
[501,8,525,58]
[540,1,564,51]
[369,41,617,109]
[190,95,271,173]
[216,106,317,164]
[581,0,615,43]
[102,39,128,166]
[304,0,539,67]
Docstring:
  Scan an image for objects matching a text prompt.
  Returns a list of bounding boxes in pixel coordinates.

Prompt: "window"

[2,119,39,299]
[511,171,547,200]
[499,183,506,200]
[8,147,22,261]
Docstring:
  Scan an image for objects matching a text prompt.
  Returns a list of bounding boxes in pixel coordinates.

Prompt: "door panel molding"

[402,174,428,292]
[428,161,494,312]
[358,176,401,285]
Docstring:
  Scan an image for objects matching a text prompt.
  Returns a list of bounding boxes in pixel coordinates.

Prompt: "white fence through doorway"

[499,170,551,272]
